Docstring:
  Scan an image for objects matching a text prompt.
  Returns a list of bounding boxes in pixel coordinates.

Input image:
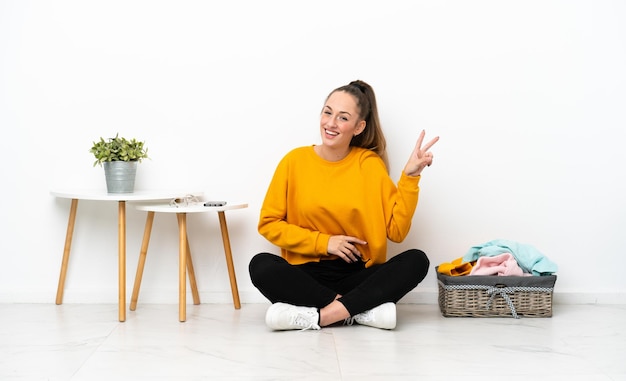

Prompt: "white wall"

[1,0,625,305]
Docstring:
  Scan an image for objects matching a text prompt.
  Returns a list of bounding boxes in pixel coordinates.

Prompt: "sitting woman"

[249,79,439,330]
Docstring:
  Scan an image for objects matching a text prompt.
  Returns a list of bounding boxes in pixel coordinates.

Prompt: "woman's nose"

[322,114,336,127]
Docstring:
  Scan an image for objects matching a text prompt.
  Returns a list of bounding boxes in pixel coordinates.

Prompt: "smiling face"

[318,91,366,160]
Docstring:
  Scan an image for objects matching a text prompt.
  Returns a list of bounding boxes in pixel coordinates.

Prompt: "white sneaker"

[346,302,396,330]
[265,302,321,331]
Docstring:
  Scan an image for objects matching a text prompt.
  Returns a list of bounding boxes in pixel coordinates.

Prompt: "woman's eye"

[339,116,348,122]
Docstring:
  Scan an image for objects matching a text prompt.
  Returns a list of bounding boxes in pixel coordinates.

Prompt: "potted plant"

[90,133,149,193]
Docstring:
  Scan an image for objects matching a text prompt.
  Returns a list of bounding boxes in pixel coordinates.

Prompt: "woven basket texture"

[436,269,557,318]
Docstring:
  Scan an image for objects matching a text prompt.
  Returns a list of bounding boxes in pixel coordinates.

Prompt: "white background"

[1,0,624,305]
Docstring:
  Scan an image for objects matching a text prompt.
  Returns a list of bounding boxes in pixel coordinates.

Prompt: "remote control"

[204,201,227,207]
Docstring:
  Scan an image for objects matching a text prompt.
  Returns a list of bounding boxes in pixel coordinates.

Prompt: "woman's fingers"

[421,136,440,153]
[415,130,425,153]
[330,235,366,263]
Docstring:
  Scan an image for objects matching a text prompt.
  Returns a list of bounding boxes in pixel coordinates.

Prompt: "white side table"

[131,202,248,322]
[50,190,202,322]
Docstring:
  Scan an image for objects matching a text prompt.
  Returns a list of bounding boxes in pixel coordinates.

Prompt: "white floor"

[0,303,624,381]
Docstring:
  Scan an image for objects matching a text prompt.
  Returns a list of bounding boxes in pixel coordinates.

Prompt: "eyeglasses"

[169,194,200,208]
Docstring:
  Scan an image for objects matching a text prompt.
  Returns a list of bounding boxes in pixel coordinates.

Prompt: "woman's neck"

[314,145,351,162]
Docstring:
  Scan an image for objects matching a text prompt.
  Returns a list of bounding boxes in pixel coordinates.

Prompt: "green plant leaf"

[89,133,149,166]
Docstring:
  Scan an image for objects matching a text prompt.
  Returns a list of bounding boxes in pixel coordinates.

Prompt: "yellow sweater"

[258,146,421,267]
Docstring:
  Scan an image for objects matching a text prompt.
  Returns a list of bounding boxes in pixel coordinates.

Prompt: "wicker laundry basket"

[436,268,557,318]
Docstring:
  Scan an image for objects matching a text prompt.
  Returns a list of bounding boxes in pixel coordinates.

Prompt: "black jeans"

[248,249,430,316]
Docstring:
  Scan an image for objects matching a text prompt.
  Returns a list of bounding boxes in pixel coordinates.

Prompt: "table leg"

[177,213,187,322]
[118,201,126,322]
[185,237,201,305]
[130,211,155,311]
[56,198,79,305]
[217,211,241,309]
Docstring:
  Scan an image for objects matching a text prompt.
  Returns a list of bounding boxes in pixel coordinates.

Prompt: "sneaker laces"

[292,312,321,331]
[344,316,357,326]
[344,309,373,326]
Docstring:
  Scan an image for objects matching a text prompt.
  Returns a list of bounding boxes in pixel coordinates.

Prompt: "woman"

[249,80,439,330]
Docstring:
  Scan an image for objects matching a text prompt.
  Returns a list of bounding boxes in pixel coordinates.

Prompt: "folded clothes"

[462,239,558,276]
[437,257,474,276]
[469,253,525,276]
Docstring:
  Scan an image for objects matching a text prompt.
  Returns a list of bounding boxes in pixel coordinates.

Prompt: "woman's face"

[319,91,366,150]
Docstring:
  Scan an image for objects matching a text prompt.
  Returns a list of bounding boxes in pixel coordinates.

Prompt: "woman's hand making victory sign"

[403,130,439,177]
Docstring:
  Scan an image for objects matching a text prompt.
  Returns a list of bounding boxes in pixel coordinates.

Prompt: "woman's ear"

[354,120,366,136]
